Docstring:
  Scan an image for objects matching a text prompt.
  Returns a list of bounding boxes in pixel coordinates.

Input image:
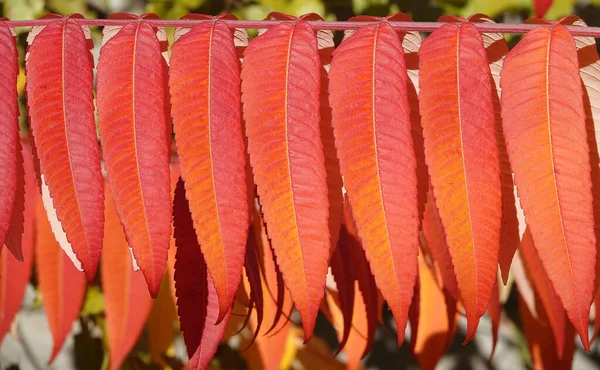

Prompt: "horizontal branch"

[5,18,600,36]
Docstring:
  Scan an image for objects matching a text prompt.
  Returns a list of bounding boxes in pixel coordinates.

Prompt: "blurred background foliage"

[2,1,600,370]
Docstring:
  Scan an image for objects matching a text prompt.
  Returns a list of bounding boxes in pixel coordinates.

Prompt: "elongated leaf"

[500,24,595,348]
[36,192,86,363]
[422,189,460,302]
[241,20,330,340]
[488,276,501,361]
[551,16,600,299]
[519,292,575,369]
[170,20,248,323]
[519,228,566,355]
[469,14,519,284]
[419,22,501,340]
[414,251,457,370]
[243,226,263,343]
[173,179,231,369]
[101,185,153,370]
[97,15,172,297]
[0,142,36,341]
[329,225,356,353]
[4,139,24,261]
[25,15,103,280]
[0,21,20,258]
[329,21,419,344]
[251,203,293,335]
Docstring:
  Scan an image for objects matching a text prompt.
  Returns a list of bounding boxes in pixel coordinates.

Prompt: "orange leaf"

[0,142,36,341]
[0,21,20,259]
[96,14,172,298]
[101,185,153,370]
[500,24,595,348]
[173,179,231,369]
[329,20,419,344]
[36,191,87,363]
[552,16,600,300]
[519,292,575,369]
[469,14,519,285]
[519,228,566,356]
[422,189,460,302]
[169,19,249,323]
[414,251,457,370]
[488,276,501,361]
[241,20,330,341]
[25,15,103,280]
[418,22,502,341]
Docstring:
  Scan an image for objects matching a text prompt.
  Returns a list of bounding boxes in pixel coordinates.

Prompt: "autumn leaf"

[500,24,595,349]
[101,185,153,370]
[25,15,103,280]
[96,13,172,297]
[419,21,502,341]
[414,251,457,370]
[329,20,419,344]
[169,18,249,323]
[519,228,566,356]
[36,190,87,363]
[0,21,20,260]
[469,14,518,285]
[241,19,330,341]
[173,178,231,369]
[0,141,36,342]
[519,291,576,369]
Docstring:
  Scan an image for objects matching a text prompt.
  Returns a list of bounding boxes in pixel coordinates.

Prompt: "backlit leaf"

[36,190,87,363]
[97,13,172,298]
[0,141,36,341]
[101,185,153,370]
[173,179,231,369]
[329,20,419,344]
[419,22,502,341]
[519,228,566,356]
[414,251,457,370]
[500,24,595,348]
[26,15,103,280]
[170,18,248,323]
[0,21,20,259]
[241,20,330,340]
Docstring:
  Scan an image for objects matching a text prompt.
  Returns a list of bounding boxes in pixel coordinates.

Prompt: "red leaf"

[534,0,553,18]
[0,22,20,259]
[414,250,457,370]
[25,16,103,280]
[241,20,330,341]
[329,20,419,344]
[243,225,264,343]
[101,185,153,370]
[422,188,460,303]
[488,277,501,361]
[0,142,36,341]
[468,14,519,285]
[519,228,566,356]
[173,179,231,369]
[500,24,595,348]
[419,22,502,341]
[97,15,172,298]
[329,225,356,353]
[170,19,248,323]
[36,191,87,363]
[519,291,575,369]
[4,139,25,261]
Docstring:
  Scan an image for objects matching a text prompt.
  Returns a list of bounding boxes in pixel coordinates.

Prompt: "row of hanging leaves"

[1,9,600,370]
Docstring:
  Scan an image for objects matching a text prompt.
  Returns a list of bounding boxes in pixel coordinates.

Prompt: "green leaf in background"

[3,0,45,31]
[81,286,105,317]
[437,0,531,18]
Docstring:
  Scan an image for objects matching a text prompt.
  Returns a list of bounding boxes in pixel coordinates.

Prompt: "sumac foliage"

[1,10,600,370]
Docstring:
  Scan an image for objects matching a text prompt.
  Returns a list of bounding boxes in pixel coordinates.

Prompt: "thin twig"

[4,18,600,36]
